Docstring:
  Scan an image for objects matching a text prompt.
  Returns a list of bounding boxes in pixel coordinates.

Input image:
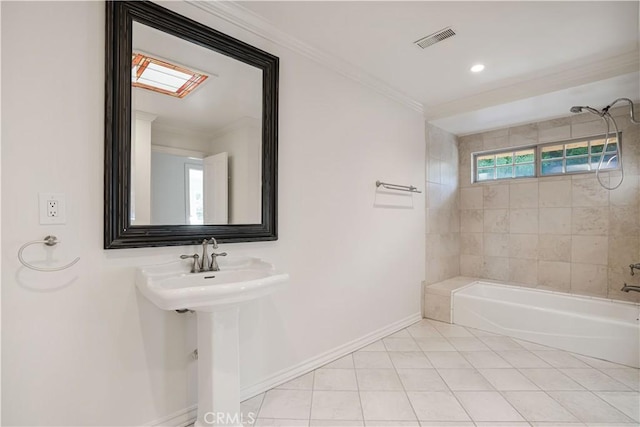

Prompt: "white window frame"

[472,132,622,183]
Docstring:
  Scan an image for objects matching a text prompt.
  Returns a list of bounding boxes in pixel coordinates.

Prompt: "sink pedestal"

[195,308,242,427]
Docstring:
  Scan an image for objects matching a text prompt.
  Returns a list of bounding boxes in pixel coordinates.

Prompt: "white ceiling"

[240,1,640,134]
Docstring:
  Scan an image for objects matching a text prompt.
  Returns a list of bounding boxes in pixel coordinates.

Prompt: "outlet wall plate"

[39,193,66,224]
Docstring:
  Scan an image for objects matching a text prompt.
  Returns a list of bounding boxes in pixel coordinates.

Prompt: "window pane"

[590,139,605,154]
[605,142,618,153]
[566,156,589,172]
[566,141,588,157]
[496,152,513,165]
[515,163,535,177]
[601,154,618,169]
[477,167,494,181]
[541,145,563,159]
[496,165,513,179]
[541,159,563,175]
[477,155,494,168]
[514,149,534,164]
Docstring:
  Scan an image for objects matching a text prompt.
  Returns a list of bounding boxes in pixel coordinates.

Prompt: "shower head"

[569,105,602,116]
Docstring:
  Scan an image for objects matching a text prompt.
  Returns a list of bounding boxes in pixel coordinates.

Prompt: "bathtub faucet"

[629,263,640,276]
[621,284,640,293]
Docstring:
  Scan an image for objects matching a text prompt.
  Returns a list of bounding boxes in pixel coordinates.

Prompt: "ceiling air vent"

[414,27,456,49]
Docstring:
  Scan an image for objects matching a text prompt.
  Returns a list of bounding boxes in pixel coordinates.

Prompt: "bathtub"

[452,281,640,368]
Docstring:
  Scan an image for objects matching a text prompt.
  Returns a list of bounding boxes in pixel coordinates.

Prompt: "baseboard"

[239,311,422,400]
[148,404,197,426]
[148,312,422,426]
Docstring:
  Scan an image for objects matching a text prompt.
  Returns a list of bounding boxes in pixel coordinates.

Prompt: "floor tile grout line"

[307,369,315,423]
[353,354,367,424]
[388,339,422,423]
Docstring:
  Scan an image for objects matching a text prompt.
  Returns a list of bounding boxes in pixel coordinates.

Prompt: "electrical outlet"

[39,193,66,224]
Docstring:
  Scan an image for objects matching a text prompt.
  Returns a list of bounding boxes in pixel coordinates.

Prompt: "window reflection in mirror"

[130,21,263,226]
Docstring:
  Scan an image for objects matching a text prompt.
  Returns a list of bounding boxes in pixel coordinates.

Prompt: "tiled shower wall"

[425,124,460,285]
[457,105,640,303]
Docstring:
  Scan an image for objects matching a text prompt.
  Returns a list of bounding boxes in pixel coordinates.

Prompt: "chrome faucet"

[629,263,640,276]
[621,284,640,293]
[181,238,224,273]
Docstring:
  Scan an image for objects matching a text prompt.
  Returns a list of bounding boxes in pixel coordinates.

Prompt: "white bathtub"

[452,281,640,368]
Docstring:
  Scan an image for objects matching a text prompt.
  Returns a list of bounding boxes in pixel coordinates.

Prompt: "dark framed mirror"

[105,0,278,249]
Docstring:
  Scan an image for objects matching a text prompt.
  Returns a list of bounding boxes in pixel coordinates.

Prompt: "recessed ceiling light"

[470,64,485,73]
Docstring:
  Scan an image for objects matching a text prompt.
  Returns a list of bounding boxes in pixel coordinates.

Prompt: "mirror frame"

[105,1,279,249]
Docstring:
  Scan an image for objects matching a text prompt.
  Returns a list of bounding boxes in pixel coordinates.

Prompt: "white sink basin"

[136,257,289,311]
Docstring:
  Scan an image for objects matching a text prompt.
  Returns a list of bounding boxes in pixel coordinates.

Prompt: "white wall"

[1,2,425,425]
[210,119,262,224]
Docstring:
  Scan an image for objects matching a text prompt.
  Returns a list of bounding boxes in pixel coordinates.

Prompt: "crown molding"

[186,0,425,114]
[424,48,640,121]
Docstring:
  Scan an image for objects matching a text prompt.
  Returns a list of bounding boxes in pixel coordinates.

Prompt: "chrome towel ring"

[18,235,80,272]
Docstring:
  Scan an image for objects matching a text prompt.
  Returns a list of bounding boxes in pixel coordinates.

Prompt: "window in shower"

[473,132,621,183]
[539,134,620,177]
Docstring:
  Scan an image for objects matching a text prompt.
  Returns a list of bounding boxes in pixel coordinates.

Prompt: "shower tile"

[478,369,539,391]
[538,261,571,292]
[461,187,483,209]
[509,209,539,234]
[572,207,609,236]
[571,236,608,264]
[560,369,631,391]
[508,258,538,286]
[538,118,571,143]
[484,185,510,209]
[572,119,608,139]
[509,123,538,146]
[610,175,640,206]
[572,178,609,207]
[460,233,483,256]
[388,352,433,369]
[519,368,585,391]
[540,180,572,207]
[510,182,539,209]
[407,391,471,421]
[483,256,510,281]
[460,255,484,277]
[548,391,633,423]
[609,205,639,237]
[484,233,510,257]
[396,368,448,391]
[461,209,484,232]
[539,235,572,262]
[539,208,572,235]
[484,209,510,233]
[503,391,578,422]
[454,391,524,422]
[310,391,363,420]
[509,234,539,259]
[570,264,608,297]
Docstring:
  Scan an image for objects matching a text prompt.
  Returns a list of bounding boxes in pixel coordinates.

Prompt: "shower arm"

[602,98,640,124]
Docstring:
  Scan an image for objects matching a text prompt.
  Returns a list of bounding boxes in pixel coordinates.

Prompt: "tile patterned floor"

[241,319,640,427]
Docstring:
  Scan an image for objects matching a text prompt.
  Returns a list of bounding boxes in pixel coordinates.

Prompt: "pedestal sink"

[136,257,289,426]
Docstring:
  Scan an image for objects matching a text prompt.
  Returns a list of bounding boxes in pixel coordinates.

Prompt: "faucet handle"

[209,252,227,271]
[629,263,640,276]
[180,253,200,274]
